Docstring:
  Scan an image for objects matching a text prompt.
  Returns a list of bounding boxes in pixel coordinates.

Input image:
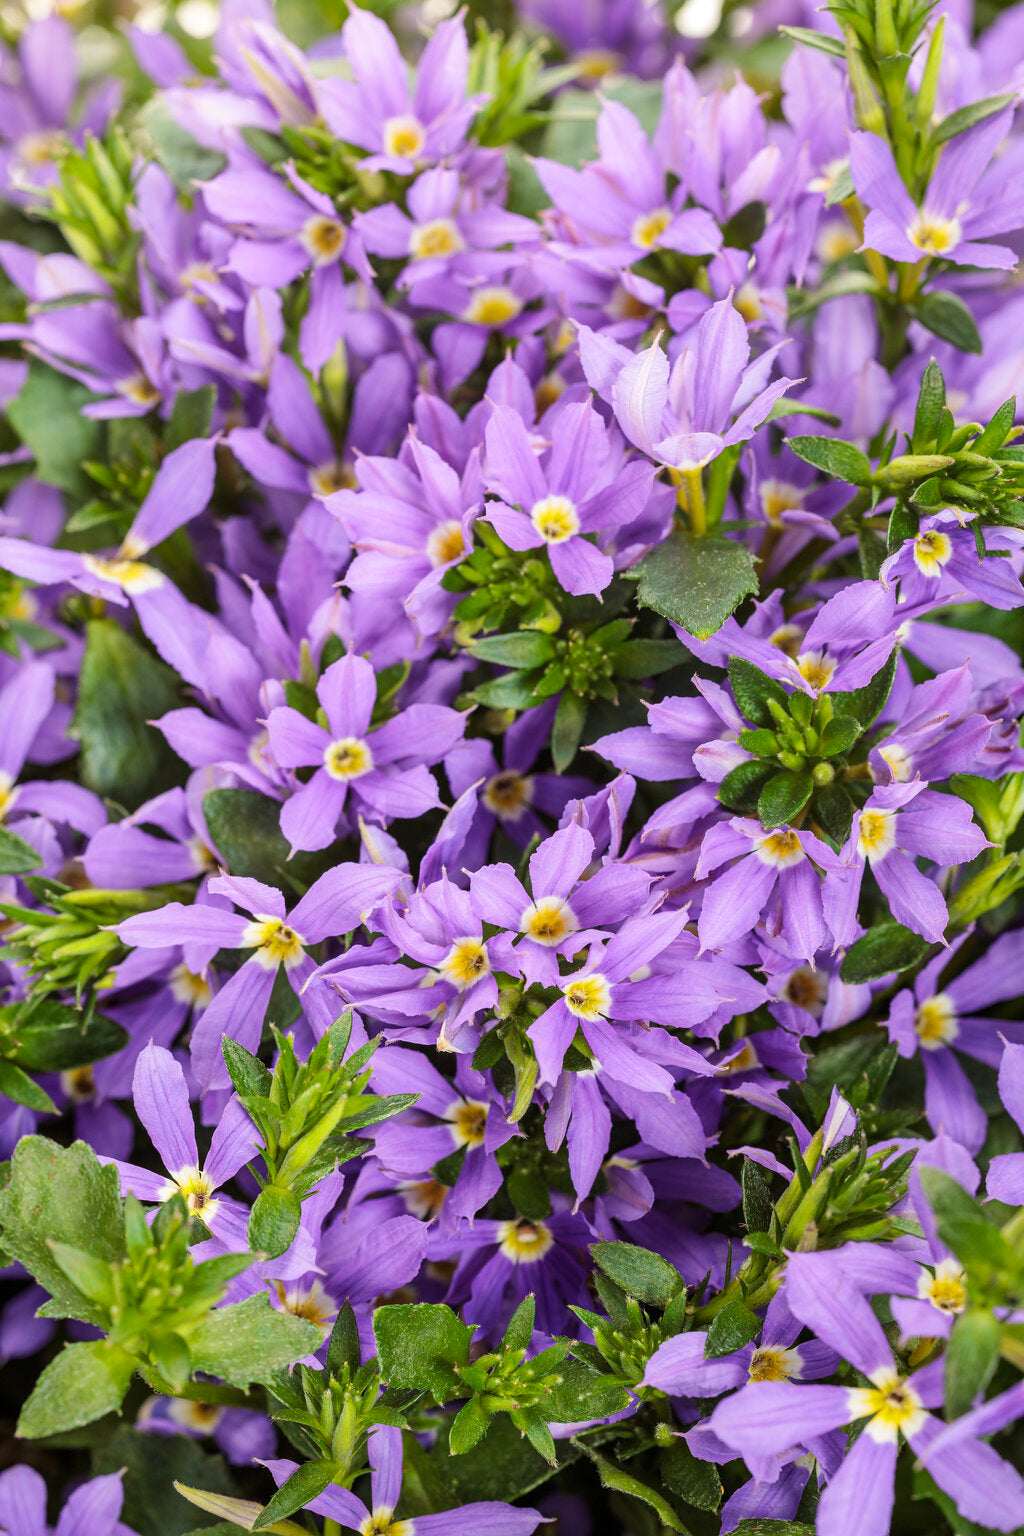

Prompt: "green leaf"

[326,1301,361,1381]
[742,1159,774,1235]
[431,1412,569,1504]
[221,1036,273,1099]
[373,1303,476,1404]
[0,1136,124,1323]
[0,1001,127,1071]
[609,638,683,680]
[0,1059,56,1113]
[7,363,104,496]
[187,1294,322,1387]
[71,619,181,810]
[932,93,1015,145]
[247,1186,301,1261]
[718,759,776,814]
[0,827,40,875]
[814,783,856,845]
[944,1310,1001,1420]
[913,359,946,448]
[786,436,872,486]
[839,920,932,984]
[140,99,227,186]
[503,1294,536,1353]
[779,23,845,55]
[253,1460,340,1530]
[576,1446,690,1533]
[551,690,587,773]
[449,1396,490,1455]
[738,728,780,756]
[728,658,790,727]
[819,715,862,757]
[705,1300,762,1358]
[165,386,217,452]
[830,649,898,728]
[660,1440,722,1512]
[767,399,841,427]
[91,1425,237,1536]
[919,1168,1013,1274]
[18,1340,133,1437]
[590,1241,683,1307]
[202,788,325,888]
[757,771,814,830]
[468,632,556,667]
[540,80,662,166]
[908,291,982,355]
[546,1358,630,1423]
[470,670,543,710]
[633,530,758,640]
[733,1523,815,1535]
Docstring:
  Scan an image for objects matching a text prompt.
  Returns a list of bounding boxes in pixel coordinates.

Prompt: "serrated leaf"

[591,1241,683,1307]
[547,1358,630,1423]
[0,826,40,875]
[373,1303,475,1404]
[786,436,872,486]
[757,771,813,830]
[634,530,757,640]
[18,1340,133,1437]
[839,920,931,983]
[660,1440,722,1512]
[247,1186,301,1261]
[188,1294,322,1387]
[704,1300,762,1358]
[0,1136,124,1323]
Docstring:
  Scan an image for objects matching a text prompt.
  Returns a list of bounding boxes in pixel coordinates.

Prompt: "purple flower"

[696,819,846,961]
[265,652,465,851]
[880,512,1024,610]
[850,110,1022,270]
[0,1467,137,1536]
[824,783,990,947]
[579,296,798,472]
[116,866,403,1089]
[265,1426,544,1533]
[709,1252,1024,1536]
[320,9,483,174]
[482,399,655,596]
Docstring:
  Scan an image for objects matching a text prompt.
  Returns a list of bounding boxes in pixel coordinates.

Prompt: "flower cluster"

[1,0,1024,1533]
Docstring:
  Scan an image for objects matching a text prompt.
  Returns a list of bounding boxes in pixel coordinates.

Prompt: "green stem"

[678,468,707,534]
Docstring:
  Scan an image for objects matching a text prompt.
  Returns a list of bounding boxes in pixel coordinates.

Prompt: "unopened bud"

[812,762,836,787]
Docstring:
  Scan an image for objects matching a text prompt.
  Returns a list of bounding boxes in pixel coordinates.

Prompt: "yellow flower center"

[410,217,464,260]
[0,771,20,822]
[630,206,672,249]
[61,1065,96,1103]
[448,1098,488,1147]
[784,967,828,1011]
[914,991,959,1049]
[563,972,611,1020]
[912,529,954,577]
[383,114,426,161]
[17,128,68,165]
[734,282,763,323]
[575,47,621,81]
[117,373,162,408]
[426,519,466,567]
[748,1345,802,1382]
[760,479,805,527]
[817,220,860,263]
[401,1178,447,1217]
[877,742,912,782]
[918,1259,967,1315]
[169,963,212,1009]
[522,896,578,946]
[796,650,836,691]
[241,915,307,969]
[848,1370,926,1443]
[309,461,354,497]
[300,214,345,265]
[440,937,490,990]
[857,808,896,863]
[769,623,803,658]
[360,1510,412,1536]
[908,212,961,256]
[464,286,522,327]
[166,1166,220,1224]
[169,1399,224,1431]
[273,1278,337,1334]
[324,736,374,781]
[720,1040,759,1074]
[81,553,164,594]
[483,771,534,820]
[755,829,805,869]
[530,494,580,544]
[498,1218,554,1264]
